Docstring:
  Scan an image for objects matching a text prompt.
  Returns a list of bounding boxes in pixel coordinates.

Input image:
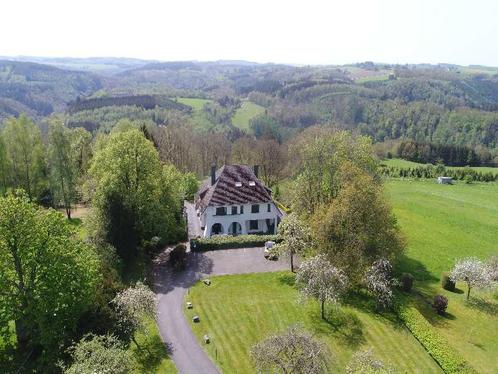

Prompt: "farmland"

[382,158,498,175]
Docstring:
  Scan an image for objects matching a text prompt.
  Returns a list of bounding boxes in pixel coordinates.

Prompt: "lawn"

[231,101,265,131]
[386,179,498,372]
[382,158,498,175]
[185,272,441,373]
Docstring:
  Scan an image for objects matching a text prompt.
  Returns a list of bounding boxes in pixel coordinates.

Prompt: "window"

[240,205,244,214]
[251,204,259,213]
[267,203,271,212]
[250,220,259,230]
[231,206,237,215]
[249,181,256,186]
[215,207,227,216]
[235,182,242,187]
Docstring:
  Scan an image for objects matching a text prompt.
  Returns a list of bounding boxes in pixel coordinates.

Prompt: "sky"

[1,0,497,66]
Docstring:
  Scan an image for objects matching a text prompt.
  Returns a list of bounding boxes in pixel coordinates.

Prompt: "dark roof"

[196,165,272,210]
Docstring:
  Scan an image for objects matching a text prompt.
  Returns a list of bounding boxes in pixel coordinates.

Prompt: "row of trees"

[379,165,498,182]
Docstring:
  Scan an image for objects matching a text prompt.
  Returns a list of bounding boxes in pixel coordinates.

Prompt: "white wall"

[200,202,282,237]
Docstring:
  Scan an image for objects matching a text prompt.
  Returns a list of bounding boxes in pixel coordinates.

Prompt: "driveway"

[185,201,202,239]
[153,247,293,374]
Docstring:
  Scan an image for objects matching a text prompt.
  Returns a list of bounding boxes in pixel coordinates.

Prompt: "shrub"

[397,305,476,373]
[400,273,414,292]
[433,295,448,315]
[441,272,455,291]
[169,244,187,270]
[191,235,280,251]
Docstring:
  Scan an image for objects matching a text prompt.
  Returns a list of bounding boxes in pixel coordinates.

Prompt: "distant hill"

[0,60,102,122]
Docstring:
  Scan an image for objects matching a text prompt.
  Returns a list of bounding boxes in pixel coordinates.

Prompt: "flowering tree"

[346,349,394,374]
[273,213,311,272]
[364,259,397,310]
[450,257,493,300]
[111,282,156,349]
[251,325,329,374]
[296,254,348,319]
[63,334,132,374]
[487,255,498,282]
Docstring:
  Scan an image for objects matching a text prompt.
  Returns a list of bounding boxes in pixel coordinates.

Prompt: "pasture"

[231,101,265,131]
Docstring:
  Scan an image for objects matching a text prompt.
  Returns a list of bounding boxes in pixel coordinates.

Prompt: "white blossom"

[450,257,494,300]
[364,259,397,309]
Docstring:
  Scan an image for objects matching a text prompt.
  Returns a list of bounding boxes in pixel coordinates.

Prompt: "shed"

[437,176,453,184]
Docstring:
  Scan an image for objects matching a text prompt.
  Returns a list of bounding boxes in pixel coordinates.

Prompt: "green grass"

[231,101,265,131]
[130,317,177,373]
[386,179,498,372]
[175,97,212,111]
[385,179,498,279]
[185,272,441,373]
[382,158,498,175]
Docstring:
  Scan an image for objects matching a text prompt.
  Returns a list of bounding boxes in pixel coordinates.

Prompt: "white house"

[195,164,283,238]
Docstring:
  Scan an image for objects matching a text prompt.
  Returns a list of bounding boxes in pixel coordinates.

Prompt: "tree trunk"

[290,253,294,273]
[467,284,471,300]
[15,317,30,353]
[321,299,325,320]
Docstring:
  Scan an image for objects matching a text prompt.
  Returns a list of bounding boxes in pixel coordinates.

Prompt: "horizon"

[2,0,498,67]
[2,54,497,70]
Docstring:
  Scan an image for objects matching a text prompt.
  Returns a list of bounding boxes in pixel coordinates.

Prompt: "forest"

[0,58,497,167]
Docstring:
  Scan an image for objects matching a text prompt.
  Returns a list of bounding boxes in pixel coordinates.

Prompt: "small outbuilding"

[437,176,453,184]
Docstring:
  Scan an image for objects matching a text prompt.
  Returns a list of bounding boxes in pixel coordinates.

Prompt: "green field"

[175,97,212,111]
[231,101,265,131]
[386,179,498,372]
[382,158,498,175]
[186,272,441,373]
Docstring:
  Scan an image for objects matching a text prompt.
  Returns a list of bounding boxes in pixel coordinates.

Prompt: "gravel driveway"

[153,246,292,374]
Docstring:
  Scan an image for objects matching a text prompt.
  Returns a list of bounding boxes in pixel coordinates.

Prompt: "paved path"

[153,247,293,374]
[185,201,203,239]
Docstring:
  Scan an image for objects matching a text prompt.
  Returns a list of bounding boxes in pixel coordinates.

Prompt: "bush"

[397,305,476,373]
[400,273,414,292]
[191,235,280,251]
[433,295,448,315]
[169,244,187,270]
[441,272,455,291]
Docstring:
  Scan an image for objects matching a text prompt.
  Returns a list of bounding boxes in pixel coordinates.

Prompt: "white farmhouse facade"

[195,165,283,238]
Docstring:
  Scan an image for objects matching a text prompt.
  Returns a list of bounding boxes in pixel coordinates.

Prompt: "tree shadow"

[396,255,438,283]
[467,297,498,317]
[132,333,172,372]
[309,306,365,348]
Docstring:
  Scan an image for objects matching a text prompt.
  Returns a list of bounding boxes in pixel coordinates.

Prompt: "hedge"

[397,305,476,374]
[190,234,280,251]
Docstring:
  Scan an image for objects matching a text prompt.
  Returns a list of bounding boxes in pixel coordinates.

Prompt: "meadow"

[231,101,265,131]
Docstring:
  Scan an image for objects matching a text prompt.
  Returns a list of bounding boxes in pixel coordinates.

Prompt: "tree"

[450,257,493,300]
[364,259,397,310]
[0,193,100,355]
[48,119,77,218]
[2,115,45,199]
[63,334,132,374]
[111,282,155,350]
[346,349,395,374]
[486,255,498,282]
[290,129,377,216]
[88,129,183,262]
[273,213,310,272]
[312,163,405,284]
[296,254,348,319]
[250,325,329,374]
[0,133,10,195]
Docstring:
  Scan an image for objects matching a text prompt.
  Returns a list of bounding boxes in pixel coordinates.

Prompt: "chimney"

[253,165,259,178]
[211,164,216,185]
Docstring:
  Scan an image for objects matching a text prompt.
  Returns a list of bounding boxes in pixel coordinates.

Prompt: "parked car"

[264,240,277,260]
